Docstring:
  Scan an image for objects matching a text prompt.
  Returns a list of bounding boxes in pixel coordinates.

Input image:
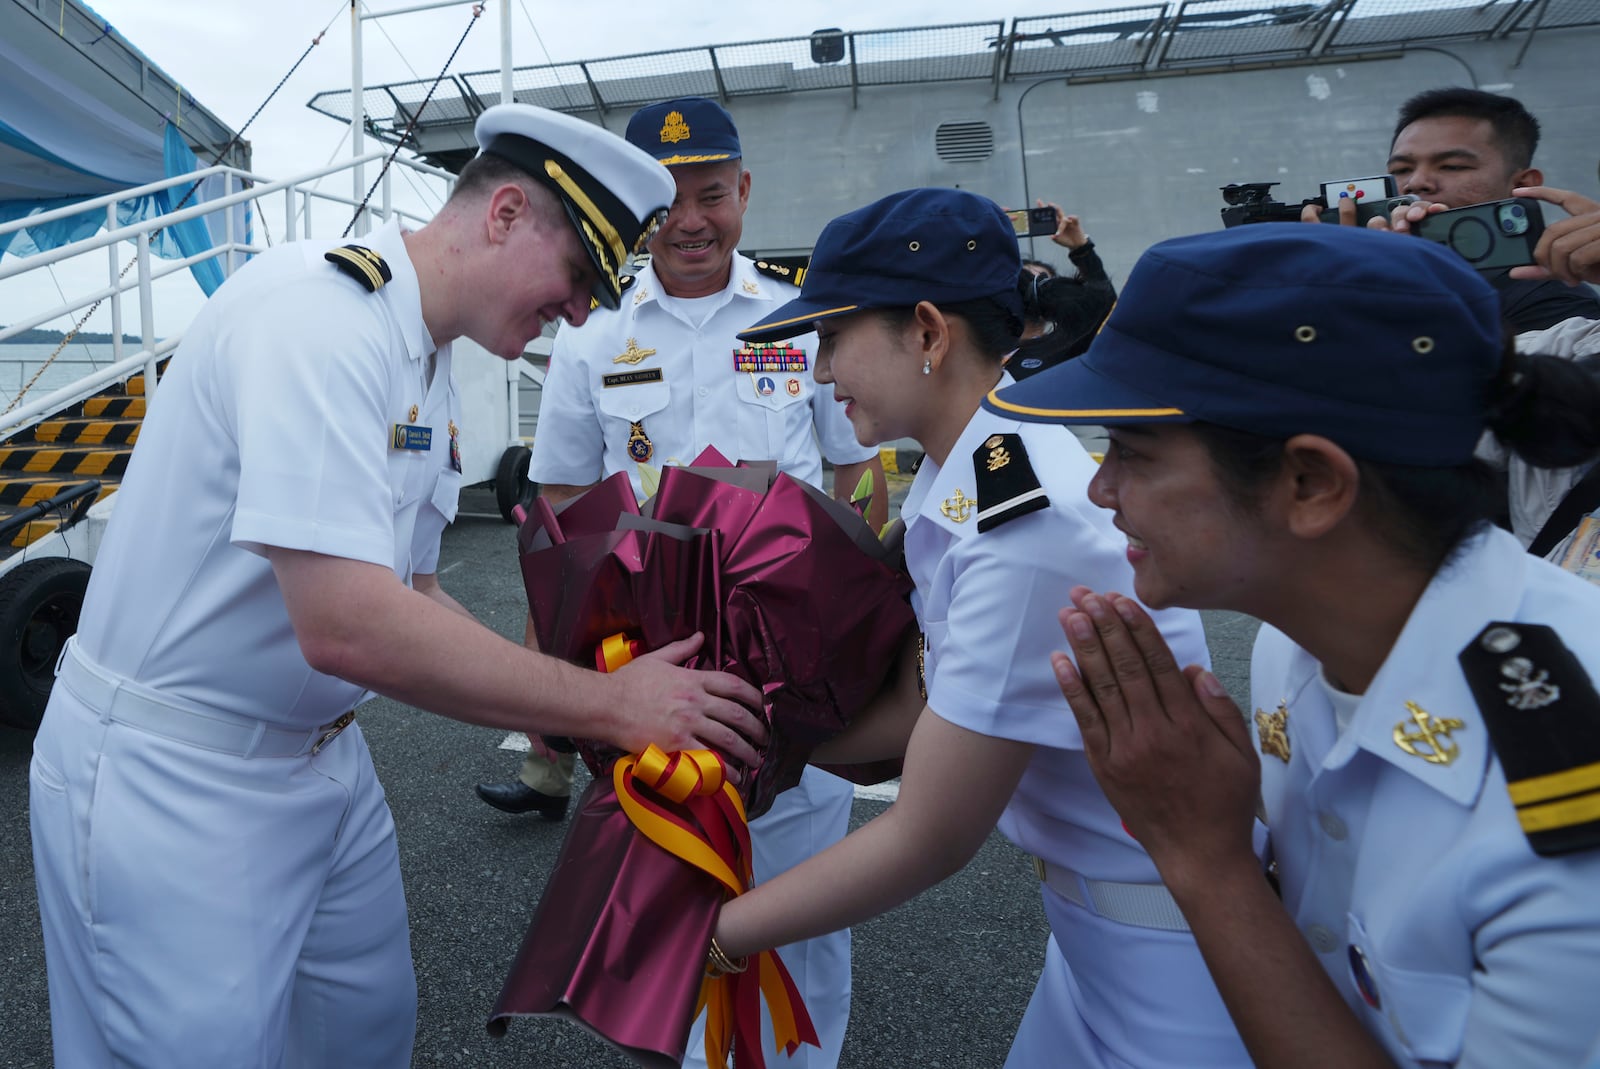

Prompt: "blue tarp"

[0,9,249,296]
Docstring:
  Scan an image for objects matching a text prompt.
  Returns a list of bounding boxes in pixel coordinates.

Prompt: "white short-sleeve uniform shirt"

[1251,527,1600,1069]
[904,397,1249,1067]
[75,217,462,728]
[528,254,873,500]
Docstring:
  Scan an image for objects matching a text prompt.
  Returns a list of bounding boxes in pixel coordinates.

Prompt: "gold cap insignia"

[660,110,691,145]
[613,338,658,365]
[1255,701,1291,763]
[1393,700,1465,766]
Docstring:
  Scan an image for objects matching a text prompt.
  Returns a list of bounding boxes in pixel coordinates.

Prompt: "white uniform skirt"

[1005,883,1250,1068]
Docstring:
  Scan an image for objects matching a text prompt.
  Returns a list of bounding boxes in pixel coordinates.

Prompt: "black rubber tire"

[494,444,538,525]
[0,557,91,732]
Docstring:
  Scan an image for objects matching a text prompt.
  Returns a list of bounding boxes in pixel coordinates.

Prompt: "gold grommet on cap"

[1294,325,1316,343]
[909,241,921,251]
[966,239,977,250]
[1412,336,1434,353]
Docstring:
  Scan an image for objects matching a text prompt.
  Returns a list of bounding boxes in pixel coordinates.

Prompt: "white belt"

[1033,857,1191,933]
[56,637,355,759]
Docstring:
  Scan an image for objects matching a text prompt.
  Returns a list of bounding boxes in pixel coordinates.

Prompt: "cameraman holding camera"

[1313,88,1600,332]
[1009,201,1116,381]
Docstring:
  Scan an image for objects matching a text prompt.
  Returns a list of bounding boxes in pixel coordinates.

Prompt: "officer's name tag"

[391,424,432,451]
[602,368,664,389]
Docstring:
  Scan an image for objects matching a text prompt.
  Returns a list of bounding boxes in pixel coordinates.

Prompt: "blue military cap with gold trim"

[474,104,674,311]
[625,97,742,168]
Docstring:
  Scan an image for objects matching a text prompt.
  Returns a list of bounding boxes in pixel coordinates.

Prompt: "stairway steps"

[0,358,165,560]
[82,396,146,418]
[0,445,134,477]
[0,478,114,508]
[30,418,141,445]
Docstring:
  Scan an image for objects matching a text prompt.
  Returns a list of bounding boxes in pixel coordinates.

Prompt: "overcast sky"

[96,0,1110,195]
[9,0,1108,335]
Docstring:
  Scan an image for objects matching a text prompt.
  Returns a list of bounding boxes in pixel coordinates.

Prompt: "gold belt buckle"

[311,710,357,755]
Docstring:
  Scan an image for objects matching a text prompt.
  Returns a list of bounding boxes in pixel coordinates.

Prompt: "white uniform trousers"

[29,687,416,1069]
[1005,884,1250,1068]
[684,765,855,1069]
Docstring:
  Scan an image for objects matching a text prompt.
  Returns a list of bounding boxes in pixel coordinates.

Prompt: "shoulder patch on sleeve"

[753,257,808,288]
[324,245,392,292]
[974,433,1049,533]
[1459,621,1600,856]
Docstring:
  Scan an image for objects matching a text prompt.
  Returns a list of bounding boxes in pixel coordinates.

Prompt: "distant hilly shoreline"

[0,327,146,345]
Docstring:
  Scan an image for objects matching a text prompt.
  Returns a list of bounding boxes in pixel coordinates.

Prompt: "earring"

[922,360,932,376]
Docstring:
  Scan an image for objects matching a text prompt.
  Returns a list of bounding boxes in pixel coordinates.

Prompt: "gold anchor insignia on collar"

[940,488,974,523]
[634,285,649,305]
[985,435,1011,472]
[1255,701,1291,763]
[613,338,657,365]
[1393,700,1465,766]
[742,278,760,295]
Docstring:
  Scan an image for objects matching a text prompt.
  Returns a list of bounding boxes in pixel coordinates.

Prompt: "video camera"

[1220,178,1416,229]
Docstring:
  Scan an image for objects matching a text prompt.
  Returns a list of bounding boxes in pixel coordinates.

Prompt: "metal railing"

[307,0,1597,130]
[0,151,458,442]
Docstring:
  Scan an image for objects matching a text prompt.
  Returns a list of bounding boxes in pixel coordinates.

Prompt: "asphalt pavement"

[0,481,1259,1068]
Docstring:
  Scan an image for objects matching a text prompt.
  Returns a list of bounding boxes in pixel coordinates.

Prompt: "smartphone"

[1412,198,1546,271]
[1319,175,1399,205]
[1007,206,1059,238]
[1318,194,1417,226]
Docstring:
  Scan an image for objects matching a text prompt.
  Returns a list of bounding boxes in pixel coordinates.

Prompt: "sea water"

[0,343,131,411]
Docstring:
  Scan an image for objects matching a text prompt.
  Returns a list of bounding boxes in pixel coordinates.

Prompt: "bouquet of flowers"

[487,449,916,1068]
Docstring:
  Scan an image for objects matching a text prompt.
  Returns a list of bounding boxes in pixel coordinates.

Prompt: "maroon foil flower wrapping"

[488,450,916,1066]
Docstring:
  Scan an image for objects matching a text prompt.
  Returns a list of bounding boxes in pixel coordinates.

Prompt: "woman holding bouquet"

[719,189,1253,1067]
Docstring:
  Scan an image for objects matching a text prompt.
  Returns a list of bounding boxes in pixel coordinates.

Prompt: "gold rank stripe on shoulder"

[1508,761,1600,834]
[1516,792,1600,834]
[324,245,392,292]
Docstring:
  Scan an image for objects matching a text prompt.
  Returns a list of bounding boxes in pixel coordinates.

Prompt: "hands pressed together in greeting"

[1050,586,1260,892]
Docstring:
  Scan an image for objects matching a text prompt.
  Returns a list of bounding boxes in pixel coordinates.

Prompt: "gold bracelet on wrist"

[706,936,748,977]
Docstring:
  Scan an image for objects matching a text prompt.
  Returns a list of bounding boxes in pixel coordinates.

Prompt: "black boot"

[474,780,571,820]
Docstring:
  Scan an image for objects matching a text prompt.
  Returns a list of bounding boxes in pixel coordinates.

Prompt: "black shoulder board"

[1459,621,1600,856]
[619,273,638,295]
[324,244,392,292]
[754,258,808,288]
[974,433,1049,533]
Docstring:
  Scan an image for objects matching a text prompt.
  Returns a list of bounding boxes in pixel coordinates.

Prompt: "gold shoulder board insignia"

[752,258,808,286]
[973,432,1049,533]
[324,245,392,292]
[1460,621,1600,856]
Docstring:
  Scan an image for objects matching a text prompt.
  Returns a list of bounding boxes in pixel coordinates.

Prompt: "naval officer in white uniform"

[28,104,765,1069]
[478,97,880,1069]
[1003,223,1600,1068]
[711,188,1252,1068]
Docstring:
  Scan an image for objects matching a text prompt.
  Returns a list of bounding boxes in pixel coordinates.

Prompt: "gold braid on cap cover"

[544,160,627,265]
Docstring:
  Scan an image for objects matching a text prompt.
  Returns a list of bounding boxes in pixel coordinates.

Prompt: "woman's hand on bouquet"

[1051,587,1260,895]
[609,632,767,775]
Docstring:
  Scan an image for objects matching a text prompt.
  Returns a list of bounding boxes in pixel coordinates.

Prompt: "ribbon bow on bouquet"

[486,448,916,1067]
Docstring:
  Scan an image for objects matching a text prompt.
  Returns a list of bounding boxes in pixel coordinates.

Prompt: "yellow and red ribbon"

[598,633,817,1068]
